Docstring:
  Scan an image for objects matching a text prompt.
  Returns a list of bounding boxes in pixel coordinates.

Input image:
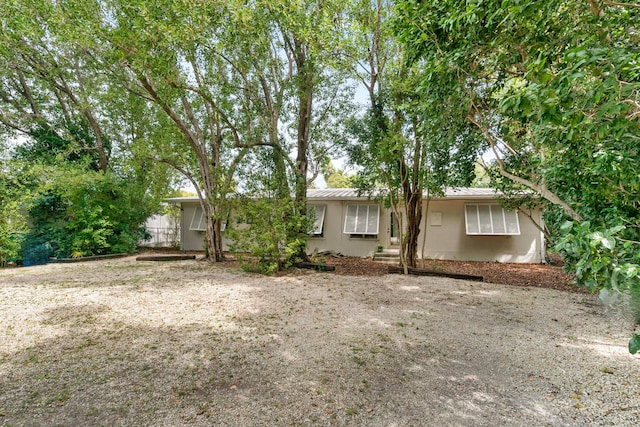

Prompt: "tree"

[0,1,118,172]
[0,1,176,263]
[345,0,481,269]
[46,0,354,267]
[323,162,355,188]
[254,0,356,261]
[395,0,640,350]
[56,0,260,262]
[0,145,26,266]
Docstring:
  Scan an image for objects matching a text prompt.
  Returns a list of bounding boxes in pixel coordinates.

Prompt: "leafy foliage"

[630,334,640,355]
[346,63,482,267]
[0,155,27,266]
[557,222,639,294]
[226,147,313,273]
[20,166,157,261]
[227,196,310,275]
[324,164,355,188]
[394,0,640,349]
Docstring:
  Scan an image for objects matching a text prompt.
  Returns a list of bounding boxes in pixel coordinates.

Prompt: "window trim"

[464,203,520,236]
[189,207,207,231]
[189,206,226,232]
[309,204,326,237]
[343,204,380,235]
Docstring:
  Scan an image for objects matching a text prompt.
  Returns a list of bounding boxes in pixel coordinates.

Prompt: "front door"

[389,212,401,247]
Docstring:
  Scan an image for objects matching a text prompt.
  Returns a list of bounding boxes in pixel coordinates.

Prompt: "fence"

[140,214,180,248]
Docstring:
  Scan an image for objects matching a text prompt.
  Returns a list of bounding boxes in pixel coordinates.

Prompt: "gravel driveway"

[0,256,638,426]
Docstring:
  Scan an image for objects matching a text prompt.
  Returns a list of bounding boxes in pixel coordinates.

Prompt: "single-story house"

[166,188,546,263]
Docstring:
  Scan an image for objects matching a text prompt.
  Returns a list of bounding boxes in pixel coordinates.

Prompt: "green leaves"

[629,335,640,355]
[556,221,639,297]
[591,231,617,251]
[394,0,640,351]
[227,195,310,274]
[20,167,156,259]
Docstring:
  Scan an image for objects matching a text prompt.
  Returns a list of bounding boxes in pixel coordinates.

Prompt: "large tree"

[0,1,117,172]
[45,0,354,265]
[395,0,640,349]
[345,0,481,269]
[209,0,353,264]
[0,1,174,261]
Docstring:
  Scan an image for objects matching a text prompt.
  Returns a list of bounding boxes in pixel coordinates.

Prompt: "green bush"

[22,168,157,259]
[0,180,26,267]
[226,196,310,274]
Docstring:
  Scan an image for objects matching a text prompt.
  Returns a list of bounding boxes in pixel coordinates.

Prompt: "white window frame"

[189,207,207,231]
[343,204,380,235]
[189,206,226,232]
[464,204,520,235]
[309,204,326,236]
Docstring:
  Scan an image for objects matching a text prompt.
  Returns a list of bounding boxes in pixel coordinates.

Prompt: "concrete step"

[378,248,400,255]
[373,249,400,264]
[373,257,400,264]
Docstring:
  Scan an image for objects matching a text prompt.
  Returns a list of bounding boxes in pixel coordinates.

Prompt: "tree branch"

[604,0,640,8]
[153,155,203,202]
[467,104,583,222]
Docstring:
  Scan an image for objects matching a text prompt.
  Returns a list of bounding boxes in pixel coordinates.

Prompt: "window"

[309,204,326,236]
[189,207,226,232]
[464,204,520,235]
[344,204,379,235]
[189,207,207,231]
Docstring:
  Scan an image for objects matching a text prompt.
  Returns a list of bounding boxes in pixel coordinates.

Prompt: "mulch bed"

[322,256,581,293]
[136,248,581,293]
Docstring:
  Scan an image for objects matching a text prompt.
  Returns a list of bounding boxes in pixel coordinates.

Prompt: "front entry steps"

[373,248,400,264]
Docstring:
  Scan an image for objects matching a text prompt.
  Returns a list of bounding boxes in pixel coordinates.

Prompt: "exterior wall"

[180,199,387,256]
[180,203,202,251]
[419,200,544,263]
[175,196,544,263]
[307,200,387,257]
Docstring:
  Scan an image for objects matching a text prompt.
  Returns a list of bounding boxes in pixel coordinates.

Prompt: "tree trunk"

[82,108,109,172]
[404,189,422,268]
[201,167,225,262]
[292,41,314,262]
[204,203,224,262]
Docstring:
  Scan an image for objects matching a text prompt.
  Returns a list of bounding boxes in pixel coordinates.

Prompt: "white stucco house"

[166,188,546,263]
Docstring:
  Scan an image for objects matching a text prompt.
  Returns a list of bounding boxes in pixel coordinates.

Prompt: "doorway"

[390,212,401,247]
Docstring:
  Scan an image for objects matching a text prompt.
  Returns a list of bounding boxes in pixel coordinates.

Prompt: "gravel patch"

[0,256,638,426]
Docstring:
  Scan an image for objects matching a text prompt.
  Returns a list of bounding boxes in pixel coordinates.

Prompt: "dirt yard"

[1,256,638,426]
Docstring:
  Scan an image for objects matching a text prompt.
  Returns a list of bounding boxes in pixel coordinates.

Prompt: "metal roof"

[307,187,502,200]
[441,187,503,199]
[164,197,202,204]
[306,188,380,200]
[306,187,504,200]
[166,187,506,203]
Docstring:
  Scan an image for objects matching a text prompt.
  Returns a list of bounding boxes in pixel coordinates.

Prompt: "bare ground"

[0,255,638,426]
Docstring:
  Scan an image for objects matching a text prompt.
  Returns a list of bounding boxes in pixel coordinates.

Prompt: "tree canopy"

[394,0,640,350]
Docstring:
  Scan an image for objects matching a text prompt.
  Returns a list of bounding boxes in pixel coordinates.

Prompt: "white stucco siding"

[420,200,544,263]
[179,202,235,251]
[307,200,384,257]
[169,190,546,263]
[180,203,202,251]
